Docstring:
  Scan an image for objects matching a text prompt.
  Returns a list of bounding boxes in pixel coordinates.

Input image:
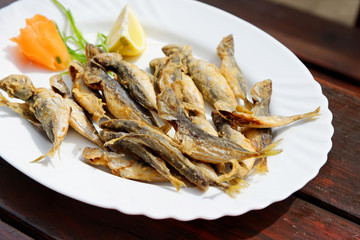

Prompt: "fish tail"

[224,178,249,198]
[235,104,253,114]
[254,158,269,174]
[304,106,321,118]
[31,153,48,163]
[31,140,61,163]
[290,106,321,122]
[31,149,55,163]
[256,139,283,158]
[168,176,186,191]
[225,184,241,198]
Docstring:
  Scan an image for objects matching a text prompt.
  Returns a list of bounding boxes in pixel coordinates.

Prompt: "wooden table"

[1,0,359,239]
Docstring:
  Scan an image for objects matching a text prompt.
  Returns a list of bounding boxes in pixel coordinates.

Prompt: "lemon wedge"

[106,4,146,56]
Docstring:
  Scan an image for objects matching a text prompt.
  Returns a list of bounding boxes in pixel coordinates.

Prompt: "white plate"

[0,0,333,220]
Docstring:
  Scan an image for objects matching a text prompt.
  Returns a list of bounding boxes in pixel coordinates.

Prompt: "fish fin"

[225,178,249,198]
[31,148,56,163]
[304,106,321,118]
[256,139,283,159]
[235,104,253,114]
[169,176,186,191]
[254,158,269,174]
[31,140,62,163]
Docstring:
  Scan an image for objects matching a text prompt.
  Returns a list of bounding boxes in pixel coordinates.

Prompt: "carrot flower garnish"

[11,14,71,71]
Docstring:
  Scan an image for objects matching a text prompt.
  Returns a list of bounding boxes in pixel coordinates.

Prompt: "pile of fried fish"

[0,35,320,196]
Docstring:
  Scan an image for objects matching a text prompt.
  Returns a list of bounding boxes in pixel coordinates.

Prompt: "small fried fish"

[100,119,209,191]
[219,107,320,128]
[242,79,273,172]
[50,74,104,148]
[93,52,157,112]
[83,147,169,182]
[0,74,71,162]
[217,34,251,108]
[69,61,107,122]
[83,60,156,125]
[162,44,237,112]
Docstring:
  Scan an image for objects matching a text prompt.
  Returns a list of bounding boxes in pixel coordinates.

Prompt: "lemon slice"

[107,4,146,56]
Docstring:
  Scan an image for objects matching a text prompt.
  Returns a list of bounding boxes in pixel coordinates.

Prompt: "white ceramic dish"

[0,0,333,221]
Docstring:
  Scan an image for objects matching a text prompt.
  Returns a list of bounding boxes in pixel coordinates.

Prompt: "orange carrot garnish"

[11,14,71,71]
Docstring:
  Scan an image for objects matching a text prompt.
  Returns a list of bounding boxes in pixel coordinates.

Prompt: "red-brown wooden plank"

[0,218,34,240]
[198,0,360,82]
[297,69,360,220]
[310,68,360,98]
[0,158,359,240]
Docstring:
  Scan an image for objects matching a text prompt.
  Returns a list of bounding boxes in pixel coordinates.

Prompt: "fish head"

[50,74,70,97]
[92,52,123,69]
[251,79,272,104]
[69,61,85,82]
[83,60,108,90]
[85,43,105,61]
[0,74,35,101]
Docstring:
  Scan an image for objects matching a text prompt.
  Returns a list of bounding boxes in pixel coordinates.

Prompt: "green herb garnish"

[52,0,108,64]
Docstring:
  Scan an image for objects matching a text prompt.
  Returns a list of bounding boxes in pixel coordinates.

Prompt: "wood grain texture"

[0,158,359,240]
[0,219,34,240]
[300,73,360,220]
[310,68,360,98]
